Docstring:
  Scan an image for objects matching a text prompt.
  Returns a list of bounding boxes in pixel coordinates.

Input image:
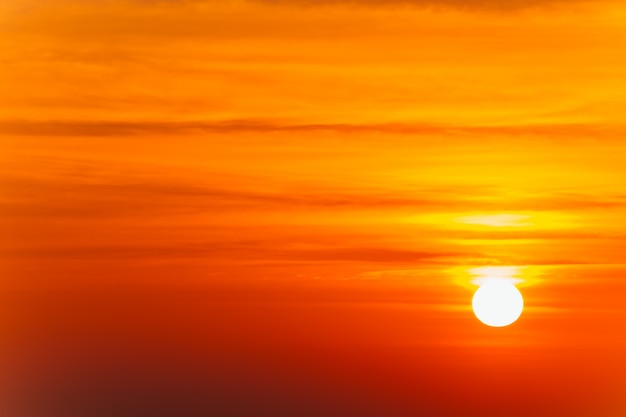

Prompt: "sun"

[472,281,524,327]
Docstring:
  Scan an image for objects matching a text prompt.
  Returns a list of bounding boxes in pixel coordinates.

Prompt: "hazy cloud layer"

[255,0,594,11]
[3,120,624,138]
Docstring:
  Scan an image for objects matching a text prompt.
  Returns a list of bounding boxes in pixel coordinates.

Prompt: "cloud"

[2,119,623,138]
[94,0,602,12]
[0,242,471,264]
[0,119,449,137]
[0,170,454,220]
[3,158,626,223]
[254,0,593,12]
[5,0,594,10]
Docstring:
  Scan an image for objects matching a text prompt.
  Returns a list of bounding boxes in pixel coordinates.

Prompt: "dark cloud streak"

[254,0,591,12]
[1,119,623,138]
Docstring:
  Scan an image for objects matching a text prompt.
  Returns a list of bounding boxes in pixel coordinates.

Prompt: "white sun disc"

[472,281,524,327]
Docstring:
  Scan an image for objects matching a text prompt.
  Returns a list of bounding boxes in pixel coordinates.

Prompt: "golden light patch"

[456,214,531,227]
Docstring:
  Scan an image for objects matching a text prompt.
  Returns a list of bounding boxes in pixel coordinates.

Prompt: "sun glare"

[472,281,524,327]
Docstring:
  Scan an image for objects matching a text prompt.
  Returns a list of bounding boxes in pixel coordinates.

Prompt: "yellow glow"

[456,214,531,227]
[468,266,525,286]
[472,281,524,327]
[411,212,579,234]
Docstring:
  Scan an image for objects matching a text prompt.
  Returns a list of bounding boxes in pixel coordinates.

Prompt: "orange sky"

[3,0,626,416]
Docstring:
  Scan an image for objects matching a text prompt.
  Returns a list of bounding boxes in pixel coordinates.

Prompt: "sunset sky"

[3,0,626,416]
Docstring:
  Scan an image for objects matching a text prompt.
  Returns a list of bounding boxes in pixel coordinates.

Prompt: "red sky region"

[3,0,626,416]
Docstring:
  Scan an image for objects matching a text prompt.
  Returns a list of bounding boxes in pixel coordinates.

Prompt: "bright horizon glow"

[467,265,525,286]
[472,281,524,327]
[457,213,531,228]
